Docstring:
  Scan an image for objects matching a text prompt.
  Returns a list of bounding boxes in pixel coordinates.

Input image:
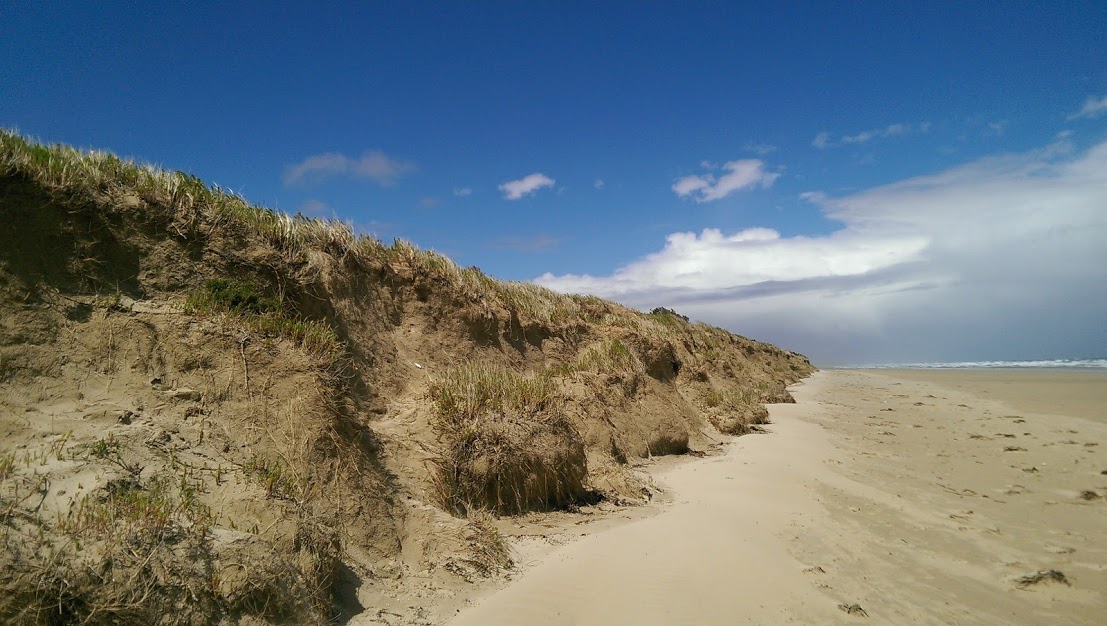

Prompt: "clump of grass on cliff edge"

[185,278,342,361]
[428,361,587,515]
[703,388,771,435]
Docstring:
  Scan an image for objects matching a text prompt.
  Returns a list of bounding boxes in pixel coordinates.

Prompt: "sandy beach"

[448,369,1107,625]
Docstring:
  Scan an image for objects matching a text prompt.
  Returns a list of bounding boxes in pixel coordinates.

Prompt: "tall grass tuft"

[428,361,587,515]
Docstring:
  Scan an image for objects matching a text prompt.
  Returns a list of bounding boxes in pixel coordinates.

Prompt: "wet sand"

[448,369,1107,624]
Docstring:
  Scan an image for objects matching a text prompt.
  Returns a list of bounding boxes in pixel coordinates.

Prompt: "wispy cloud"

[490,234,560,252]
[418,196,440,208]
[672,159,779,202]
[499,173,555,200]
[283,150,415,186]
[540,138,1107,364]
[594,179,605,189]
[453,187,473,197]
[744,142,778,155]
[1068,93,1107,120]
[812,122,929,149]
[298,198,333,217]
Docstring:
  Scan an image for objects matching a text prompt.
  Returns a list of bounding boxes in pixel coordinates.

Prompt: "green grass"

[430,361,560,427]
[185,278,343,361]
[59,475,213,543]
[0,452,14,483]
[241,455,314,502]
[87,434,120,460]
[571,338,638,375]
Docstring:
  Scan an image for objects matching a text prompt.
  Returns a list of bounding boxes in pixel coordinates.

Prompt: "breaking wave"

[868,359,1107,370]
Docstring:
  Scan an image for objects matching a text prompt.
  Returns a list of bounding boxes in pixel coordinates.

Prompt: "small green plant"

[89,433,120,459]
[242,455,313,502]
[186,279,280,316]
[0,451,15,482]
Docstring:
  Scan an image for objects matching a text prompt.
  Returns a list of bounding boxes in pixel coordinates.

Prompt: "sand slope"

[450,370,1107,624]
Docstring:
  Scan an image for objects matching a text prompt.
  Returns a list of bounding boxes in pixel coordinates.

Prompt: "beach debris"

[1100,470,1107,475]
[1078,490,1101,501]
[1021,466,1039,473]
[837,603,868,617]
[803,566,826,574]
[1004,446,1027,452]
[913,401,925,406]
[880,408,894,412]
[1014,569,1069,588]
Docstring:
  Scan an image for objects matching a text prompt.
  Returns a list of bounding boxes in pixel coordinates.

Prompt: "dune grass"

[428,361,586,514]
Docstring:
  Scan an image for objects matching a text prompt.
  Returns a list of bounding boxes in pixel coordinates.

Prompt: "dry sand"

[446,369,1107,625]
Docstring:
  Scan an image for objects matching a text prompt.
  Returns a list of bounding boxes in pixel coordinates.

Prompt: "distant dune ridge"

[0,130,813,625]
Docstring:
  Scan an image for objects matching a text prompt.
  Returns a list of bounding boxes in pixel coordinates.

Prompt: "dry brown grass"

[428,361,588,514]
[703,388,771,435]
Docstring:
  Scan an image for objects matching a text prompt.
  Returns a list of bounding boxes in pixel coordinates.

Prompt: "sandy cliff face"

[0,131,813,625]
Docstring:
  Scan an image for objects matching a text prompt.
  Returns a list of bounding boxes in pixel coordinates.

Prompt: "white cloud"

[1068,93,1107,120]
[499,173,555,200]
[594,179,605,189]
[672,159,780,202]
[491,234,560,252]
[814,122,929,149]
[453,187,473,197]
[539,139,1107,365]
[284,150,414,186]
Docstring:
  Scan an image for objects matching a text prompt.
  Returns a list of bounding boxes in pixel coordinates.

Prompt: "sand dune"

[450,370,1107,624]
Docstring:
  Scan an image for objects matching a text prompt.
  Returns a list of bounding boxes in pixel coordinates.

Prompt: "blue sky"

[4,2,1106,364]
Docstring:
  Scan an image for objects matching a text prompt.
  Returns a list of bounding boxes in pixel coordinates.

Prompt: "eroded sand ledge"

[446,370,1107,625]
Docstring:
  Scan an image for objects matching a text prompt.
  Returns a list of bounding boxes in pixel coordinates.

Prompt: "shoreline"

[440,368,1107,624]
